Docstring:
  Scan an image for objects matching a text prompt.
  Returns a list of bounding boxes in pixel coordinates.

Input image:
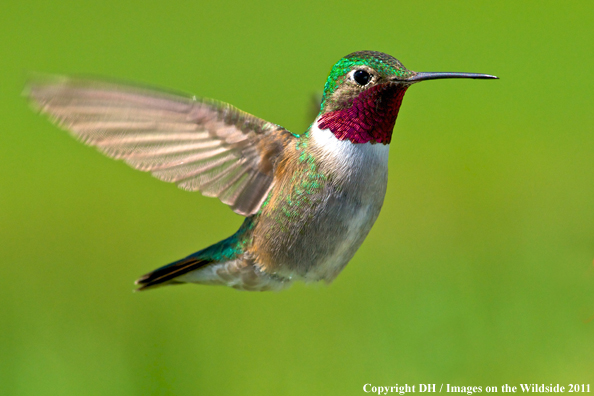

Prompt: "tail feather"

[135,255,211,291]
[136,218,254,291]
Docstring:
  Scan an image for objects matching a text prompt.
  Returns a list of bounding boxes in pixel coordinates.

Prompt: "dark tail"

[136,218,253,291]
[135,255,211,291]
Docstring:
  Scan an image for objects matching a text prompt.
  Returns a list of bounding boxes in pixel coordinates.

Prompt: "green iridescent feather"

[320,51,414,109]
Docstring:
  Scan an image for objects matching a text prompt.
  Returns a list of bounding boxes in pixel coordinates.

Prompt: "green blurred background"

[1,1,593,394]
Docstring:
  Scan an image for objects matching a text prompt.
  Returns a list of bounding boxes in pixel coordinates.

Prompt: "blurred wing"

[26,76,292,216]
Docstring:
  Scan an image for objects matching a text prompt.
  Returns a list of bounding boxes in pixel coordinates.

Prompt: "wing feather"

[26,75,292,216]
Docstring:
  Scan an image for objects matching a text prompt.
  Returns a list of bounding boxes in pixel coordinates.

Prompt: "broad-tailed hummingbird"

[26,51,497,291]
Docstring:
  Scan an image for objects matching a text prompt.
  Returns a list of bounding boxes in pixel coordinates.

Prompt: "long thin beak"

[402,72,499,82]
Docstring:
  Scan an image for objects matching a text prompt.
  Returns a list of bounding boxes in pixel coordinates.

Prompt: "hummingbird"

[26,51,497,292]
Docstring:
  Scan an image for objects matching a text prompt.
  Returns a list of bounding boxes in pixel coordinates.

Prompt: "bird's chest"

[252,125,390,281]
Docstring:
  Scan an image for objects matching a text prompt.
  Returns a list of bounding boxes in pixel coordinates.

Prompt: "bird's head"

[317,51,497,144]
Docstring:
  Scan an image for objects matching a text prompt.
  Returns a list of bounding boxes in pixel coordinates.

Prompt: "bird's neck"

[307,119,390,179]
[317,84,408,145]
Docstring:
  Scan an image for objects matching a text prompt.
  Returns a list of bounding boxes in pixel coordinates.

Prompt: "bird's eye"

[353,70,371,86]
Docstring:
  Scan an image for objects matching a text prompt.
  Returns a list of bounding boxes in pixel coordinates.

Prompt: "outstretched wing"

[26,76,291,216]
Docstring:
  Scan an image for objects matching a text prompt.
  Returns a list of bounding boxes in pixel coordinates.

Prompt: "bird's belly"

[302,196,383,282]
[253,168,387,282]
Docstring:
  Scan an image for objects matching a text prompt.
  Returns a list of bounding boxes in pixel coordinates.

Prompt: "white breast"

[303,119,391,281]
